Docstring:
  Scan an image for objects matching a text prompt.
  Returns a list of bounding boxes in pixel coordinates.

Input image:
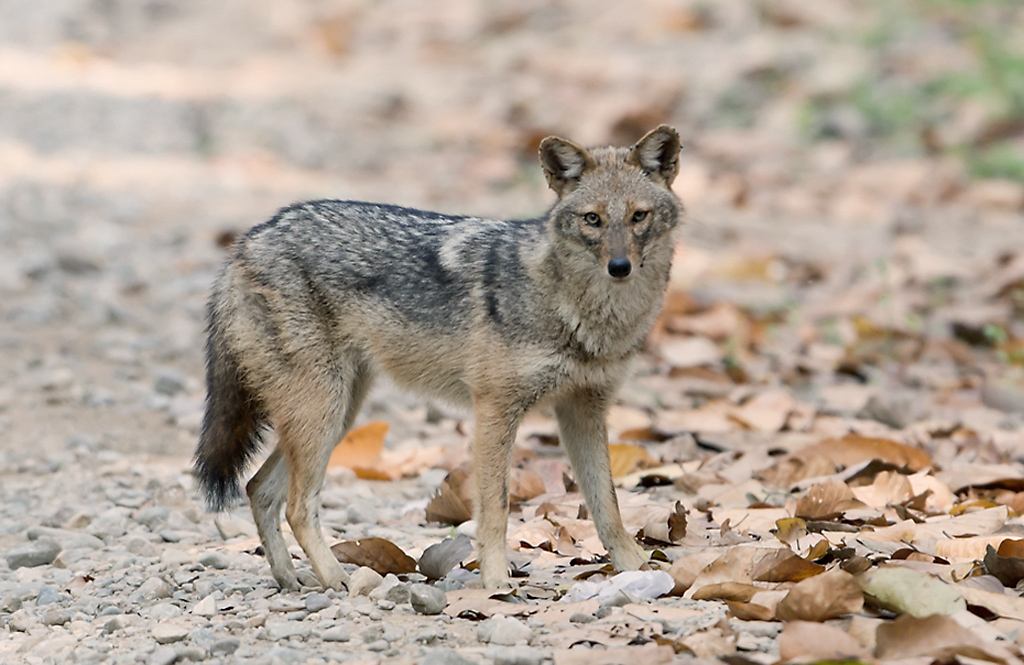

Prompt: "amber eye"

[583,212,602,227]
[632,210,649,223]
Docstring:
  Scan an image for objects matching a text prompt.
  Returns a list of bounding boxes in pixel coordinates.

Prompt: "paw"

[609,541,648,572]
[273,570,301,592]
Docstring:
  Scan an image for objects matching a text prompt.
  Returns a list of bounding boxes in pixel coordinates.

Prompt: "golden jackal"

[194,125,683,589]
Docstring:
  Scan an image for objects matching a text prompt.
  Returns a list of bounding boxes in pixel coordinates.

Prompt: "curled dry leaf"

[691,582,760,602]
[794,478,862,519]
[638,501,687,545]
[751,547,825,583]
[330,537,416,576]
[327,421,388,469]
[425,465,473,526]
[778,620,871,662]
[774,567,864,622]
[984,543,1024,588]
[858,566,966,617]
[509,468,546,503]
[875,613,1021,663]
[608,444,657,478]
[418,535,474,580]
[797,433,932,471]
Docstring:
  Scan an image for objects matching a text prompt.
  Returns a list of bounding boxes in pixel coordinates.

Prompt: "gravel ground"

[2,2,1024,664]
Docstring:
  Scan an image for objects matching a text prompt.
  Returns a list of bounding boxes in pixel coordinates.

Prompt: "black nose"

[608,258,631,278]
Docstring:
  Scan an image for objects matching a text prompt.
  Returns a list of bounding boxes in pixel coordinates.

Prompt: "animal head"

[539,125,682,281]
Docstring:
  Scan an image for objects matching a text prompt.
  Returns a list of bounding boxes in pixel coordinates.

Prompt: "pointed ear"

[626,125,681,187]
[538,136,596,197]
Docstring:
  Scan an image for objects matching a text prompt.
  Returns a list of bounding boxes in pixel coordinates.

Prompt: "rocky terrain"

[2,1,1024,664]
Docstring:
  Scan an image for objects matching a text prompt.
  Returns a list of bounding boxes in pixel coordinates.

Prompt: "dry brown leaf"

[729,390,796,432]
[444,589,532,619]
[875,613,1020,663]
[774,567,864,621]
[774,517,809,544]
[957,584,1024,621]
[851,470,914,509]
[509,468,546,504]
[638,501,687,545]
[794,478,861,519]
[691,582,761,602]
[667,550,725,594]
[330,537,416,575]
[327,421,388,469]
[425,465,473,526]
[797,433,932,471]
[758,454,838,489]
[418,536,474,580]
[727,600,774,621]
[778,620,871,662]
[984,543,1024,588]
[353,445,447,480]
[751,547,825,583]
[509,517,557,550]
[608,444,657,478]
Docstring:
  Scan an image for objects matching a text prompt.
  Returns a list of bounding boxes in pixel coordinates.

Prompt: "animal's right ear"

[539,136,596,197]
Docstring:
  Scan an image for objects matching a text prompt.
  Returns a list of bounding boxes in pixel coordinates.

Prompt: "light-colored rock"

[321,625,351,642]
[409,583,447,615]
[347,566,383,597]
[265,618,313,641]
[152,622,189,644]
[479,616,533,646]
[135,576,173,600]
[192,594,217,617]
[6,538,61,569]
[214,513,257,539]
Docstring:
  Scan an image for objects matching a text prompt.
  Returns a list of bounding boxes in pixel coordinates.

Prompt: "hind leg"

[280,362,375,590]
[246,448,297,590]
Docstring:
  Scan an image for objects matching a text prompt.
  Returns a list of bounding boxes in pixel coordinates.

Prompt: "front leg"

[472,392,525,588]
[556,390,647,571]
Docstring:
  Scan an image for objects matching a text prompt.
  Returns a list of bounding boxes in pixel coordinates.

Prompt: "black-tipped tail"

[192,323,266,512]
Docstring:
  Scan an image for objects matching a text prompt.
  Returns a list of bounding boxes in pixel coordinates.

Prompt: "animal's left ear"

[626,125,681,187]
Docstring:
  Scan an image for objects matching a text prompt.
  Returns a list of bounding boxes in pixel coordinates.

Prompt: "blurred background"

[1,0,1022,460]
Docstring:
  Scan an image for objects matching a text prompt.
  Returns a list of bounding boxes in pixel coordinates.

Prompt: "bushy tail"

[192,317,266,512]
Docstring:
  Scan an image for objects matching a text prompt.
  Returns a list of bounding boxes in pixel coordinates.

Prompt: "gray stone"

[384,582,411,604]
[152,622,189,644]
[98,605,122,616]
[159,530,180,543]
[321,625,350,642]
[6,538,61,569]
[361,625,385,643]
[174,645,207,662]
[35,585,60,605]
[421,648,477,665]
[26,527,103,550]
[154,369,188,396]
[41,609,72,626]
[265,647,307,663]
[1,595,23,612]
[133,506,171,529]
[304,592,331,612]
[382,626,406,643]
[103,616,124,633]
[490,645,545,665]
[265,618,312,641]
[569,611,595,623]
[8,610,34,632]
[479,616,532,646]
[366,639,388,652]
[86,508,129,539]
[347,566,383,597]
[199,551,230,570]
[148,646,178,665]
[210,638,240,656]
[409,583,447,615]
[146,602,182,620]
[192,594,217,617]
[136,576,174,600]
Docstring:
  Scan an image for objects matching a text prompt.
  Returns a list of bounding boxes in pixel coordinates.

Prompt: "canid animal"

[193,125,683,590]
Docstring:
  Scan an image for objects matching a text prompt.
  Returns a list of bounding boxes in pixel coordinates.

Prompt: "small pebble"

[148,646,178,665]
[479,616,533,646]
[199,551,230,570]
[265,618,313,641]
[210,638,241,656]
[491,645,546,665]
[347,567,383,597]
[321,625,351,642]
[569,611,596,623]
[6,538,61,569]
[1,596,22,612]
[421,648,477,665]
[136,576,173,600]
[36,585,60,605]
[152,622,189,644]
[41,609,72,626]
[304,592,331,612]
[159,530,180,543]
[103,616,124,633]
[366,639,389,652]
[409,583,447,615]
